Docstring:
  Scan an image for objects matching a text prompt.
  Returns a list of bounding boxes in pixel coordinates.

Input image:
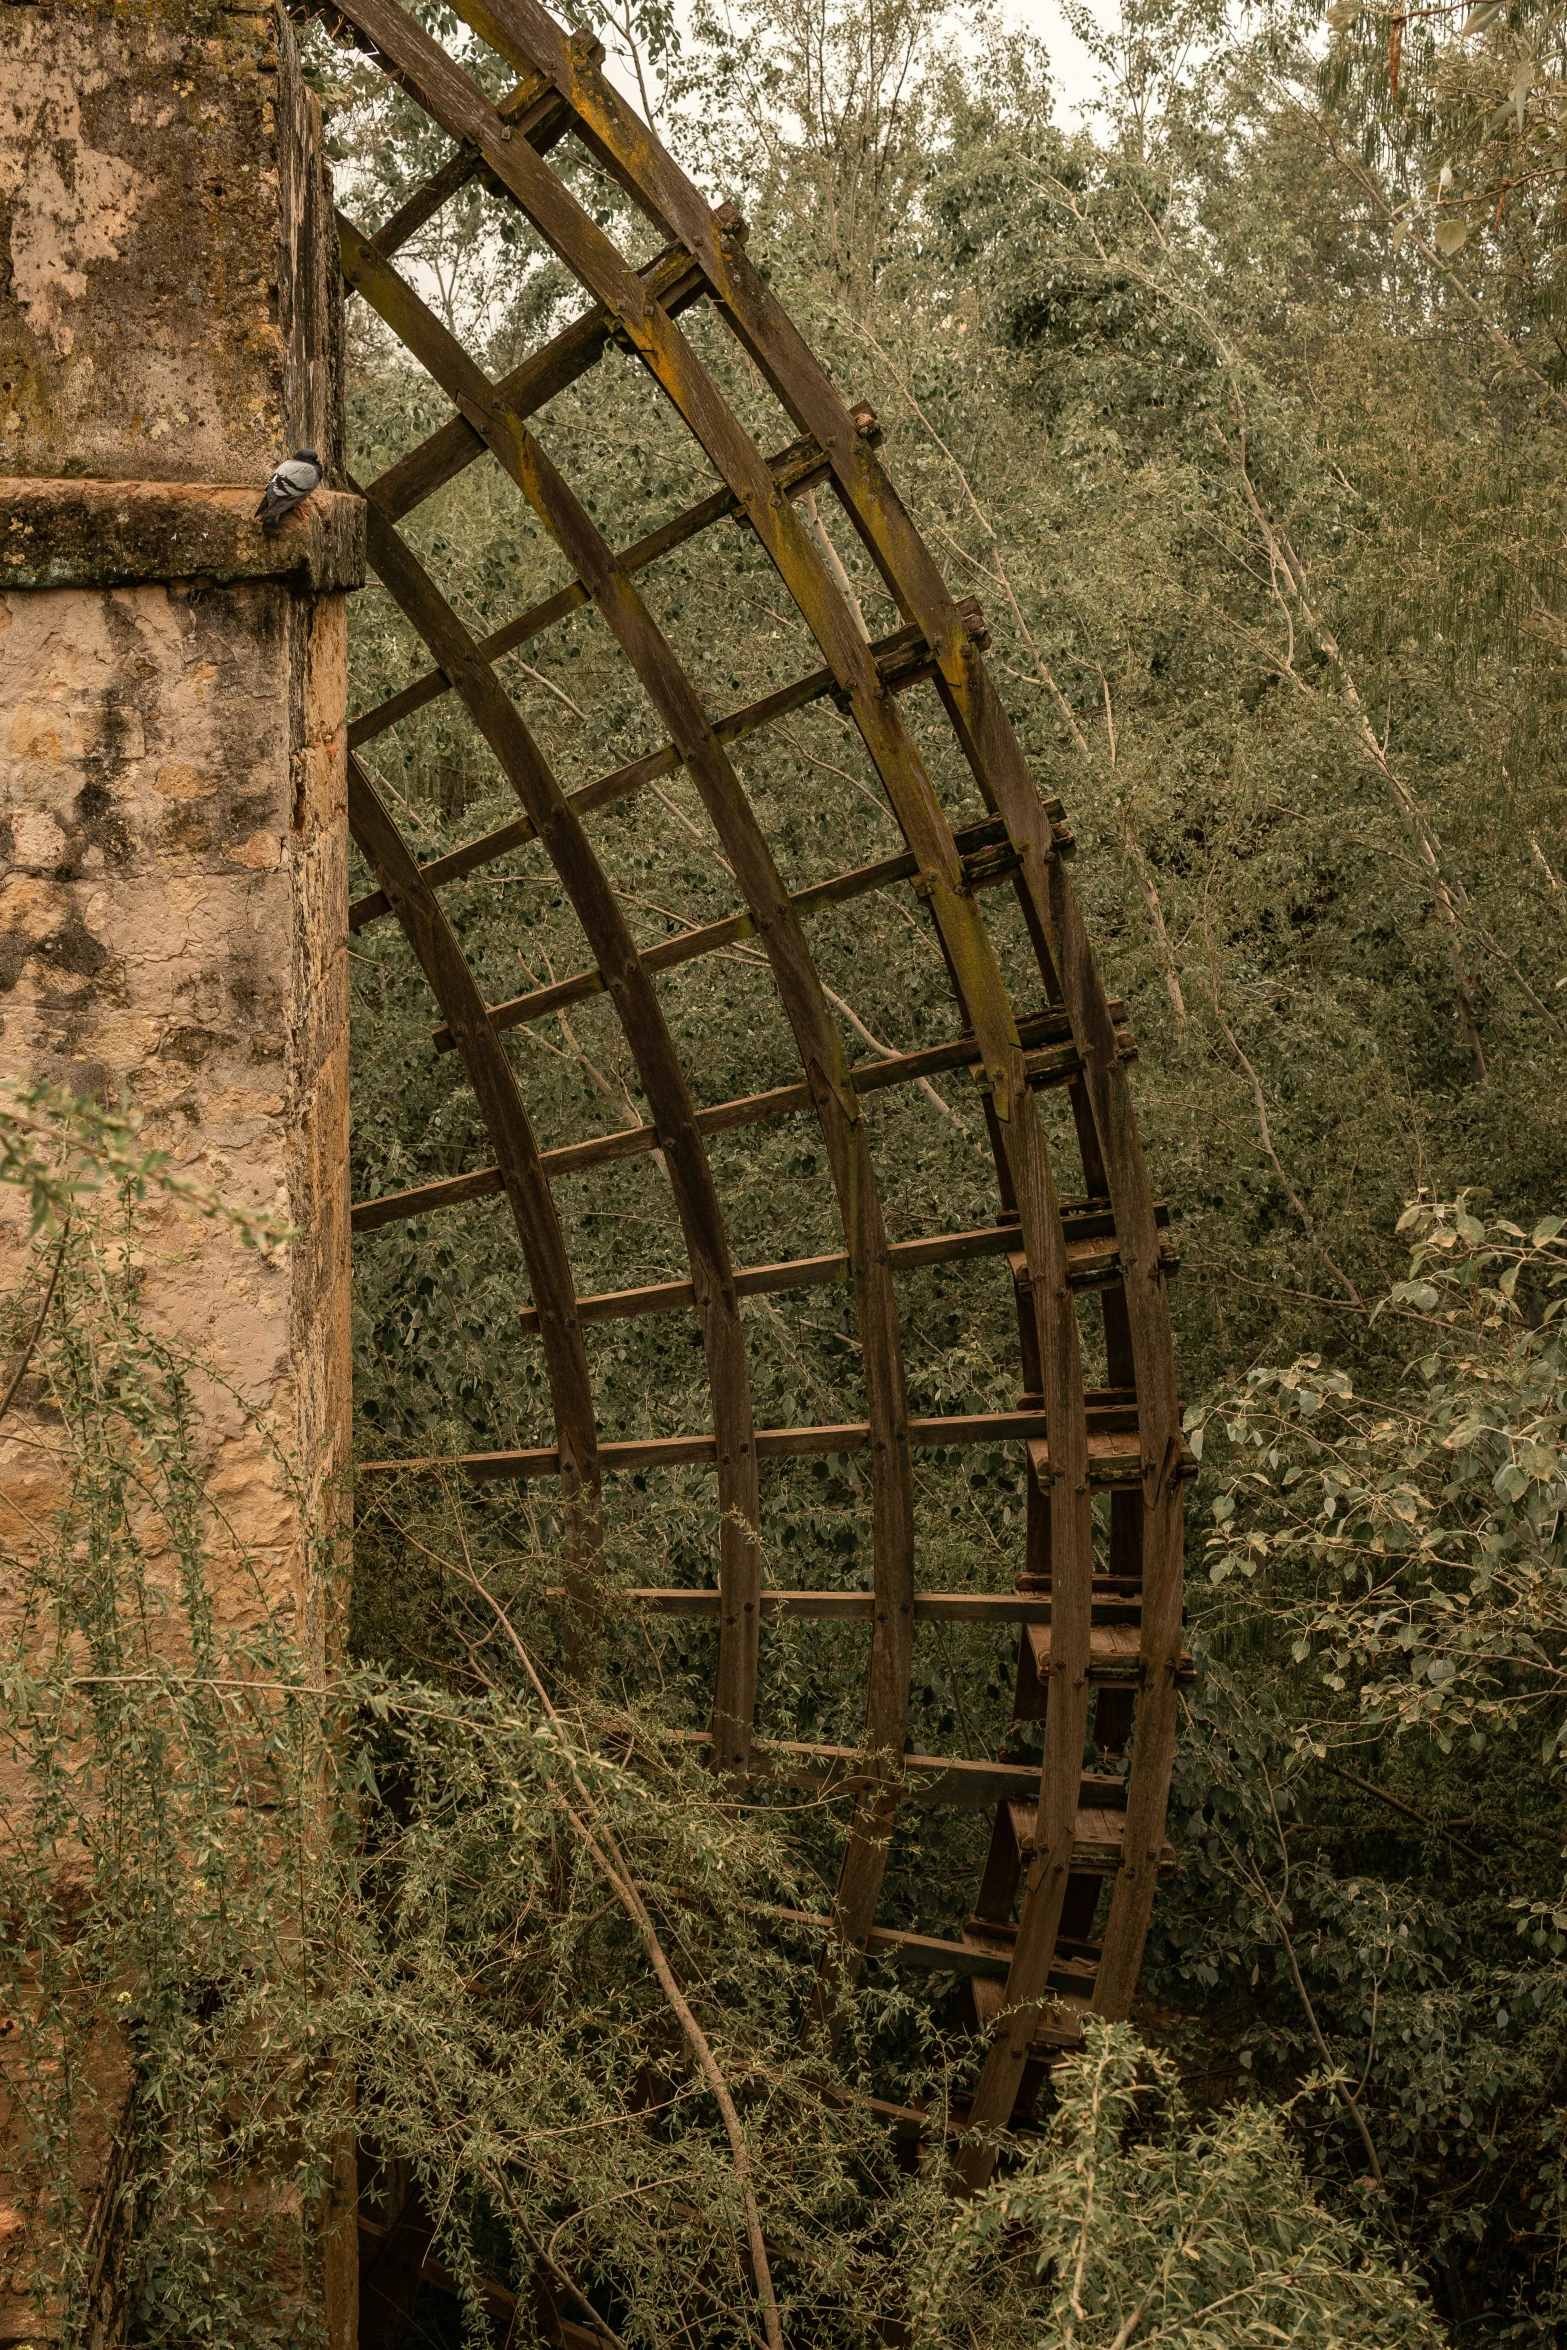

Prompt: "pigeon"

[255,448,322,535]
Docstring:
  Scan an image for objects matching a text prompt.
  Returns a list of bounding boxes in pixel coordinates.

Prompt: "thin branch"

[1249,1866,1388,2194]
[1203,966,1364,1309]
[1309,111,1567,424]
[0,1222,70,1433]
[802,488,870,641]
[437,1547,786,2350]
[487,2179,628,2350]
[650,784,738,880]
[1225,423,1487,1082]
[1310,1757,1485,1863]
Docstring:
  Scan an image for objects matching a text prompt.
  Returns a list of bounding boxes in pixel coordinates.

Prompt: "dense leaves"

[912,2020,1441,2349]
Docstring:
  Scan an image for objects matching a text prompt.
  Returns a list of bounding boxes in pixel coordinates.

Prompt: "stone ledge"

[0,480,364,593]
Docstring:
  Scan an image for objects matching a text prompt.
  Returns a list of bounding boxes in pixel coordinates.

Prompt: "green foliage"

[1190,1196,1567,1752]
[0,1125,333,2343]
[912,2019,1441,2349]
[1319,0,1567,278]
[0,1077,287,1243]
[0,1109,934,2348]
[1160,1210,1567,2321]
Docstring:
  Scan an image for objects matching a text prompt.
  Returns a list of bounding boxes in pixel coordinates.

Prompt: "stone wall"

[0,0,340,484]
[0,2,357,2339]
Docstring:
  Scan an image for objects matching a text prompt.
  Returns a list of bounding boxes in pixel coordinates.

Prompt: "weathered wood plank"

[511,1204,1173,1333]
[357,1407,1188,1488]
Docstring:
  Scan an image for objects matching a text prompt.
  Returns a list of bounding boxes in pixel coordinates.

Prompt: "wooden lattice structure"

[311,0,1190,2194]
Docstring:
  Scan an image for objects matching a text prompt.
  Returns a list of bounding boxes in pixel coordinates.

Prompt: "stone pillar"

[0,3,358,2341]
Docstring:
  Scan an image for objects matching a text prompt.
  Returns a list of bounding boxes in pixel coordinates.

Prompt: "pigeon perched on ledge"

[255,449,322,535]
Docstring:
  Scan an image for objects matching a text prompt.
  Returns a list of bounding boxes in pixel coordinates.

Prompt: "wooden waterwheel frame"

[311,0,1189,2205]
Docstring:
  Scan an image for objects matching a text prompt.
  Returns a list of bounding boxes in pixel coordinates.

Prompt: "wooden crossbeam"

[350,1004,1132,1233]
[349,595,994,929]
[433,810,1069,1053]
[357,1403,1158,1486]
[513,1203,1173,1335]
[599,1589,1148,1628]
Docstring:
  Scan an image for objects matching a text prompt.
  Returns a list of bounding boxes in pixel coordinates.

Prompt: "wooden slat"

[357,1405,1171,1487]
[761,1905,1090,2005]
[586,1569,1144,1608]
[610,1592,1176,1685]
[353,1163,507,1230]
[745,1739,1044,1809]
[600,1590,1152,1635]
[513,1203,1172,1335]
[619,1589,1049,1621]
[358,1411,1042,1480]
[515,1224,1012,1329]
[1023,1619,1195,1686]
[349,1006,1133,1236]
[348,597,983,929]
[1004,1799,1177,1878]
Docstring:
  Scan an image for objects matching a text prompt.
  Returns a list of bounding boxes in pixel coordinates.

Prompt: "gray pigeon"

[255,448,322,534]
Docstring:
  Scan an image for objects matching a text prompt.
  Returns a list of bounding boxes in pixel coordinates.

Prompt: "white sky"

[1003,0,1104,122]
[595,0,1111,138]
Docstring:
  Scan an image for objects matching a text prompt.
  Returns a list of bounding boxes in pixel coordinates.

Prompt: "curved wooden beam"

[346,755,603,1609]
[339,203,917,1861]
[360,504,764,1769]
